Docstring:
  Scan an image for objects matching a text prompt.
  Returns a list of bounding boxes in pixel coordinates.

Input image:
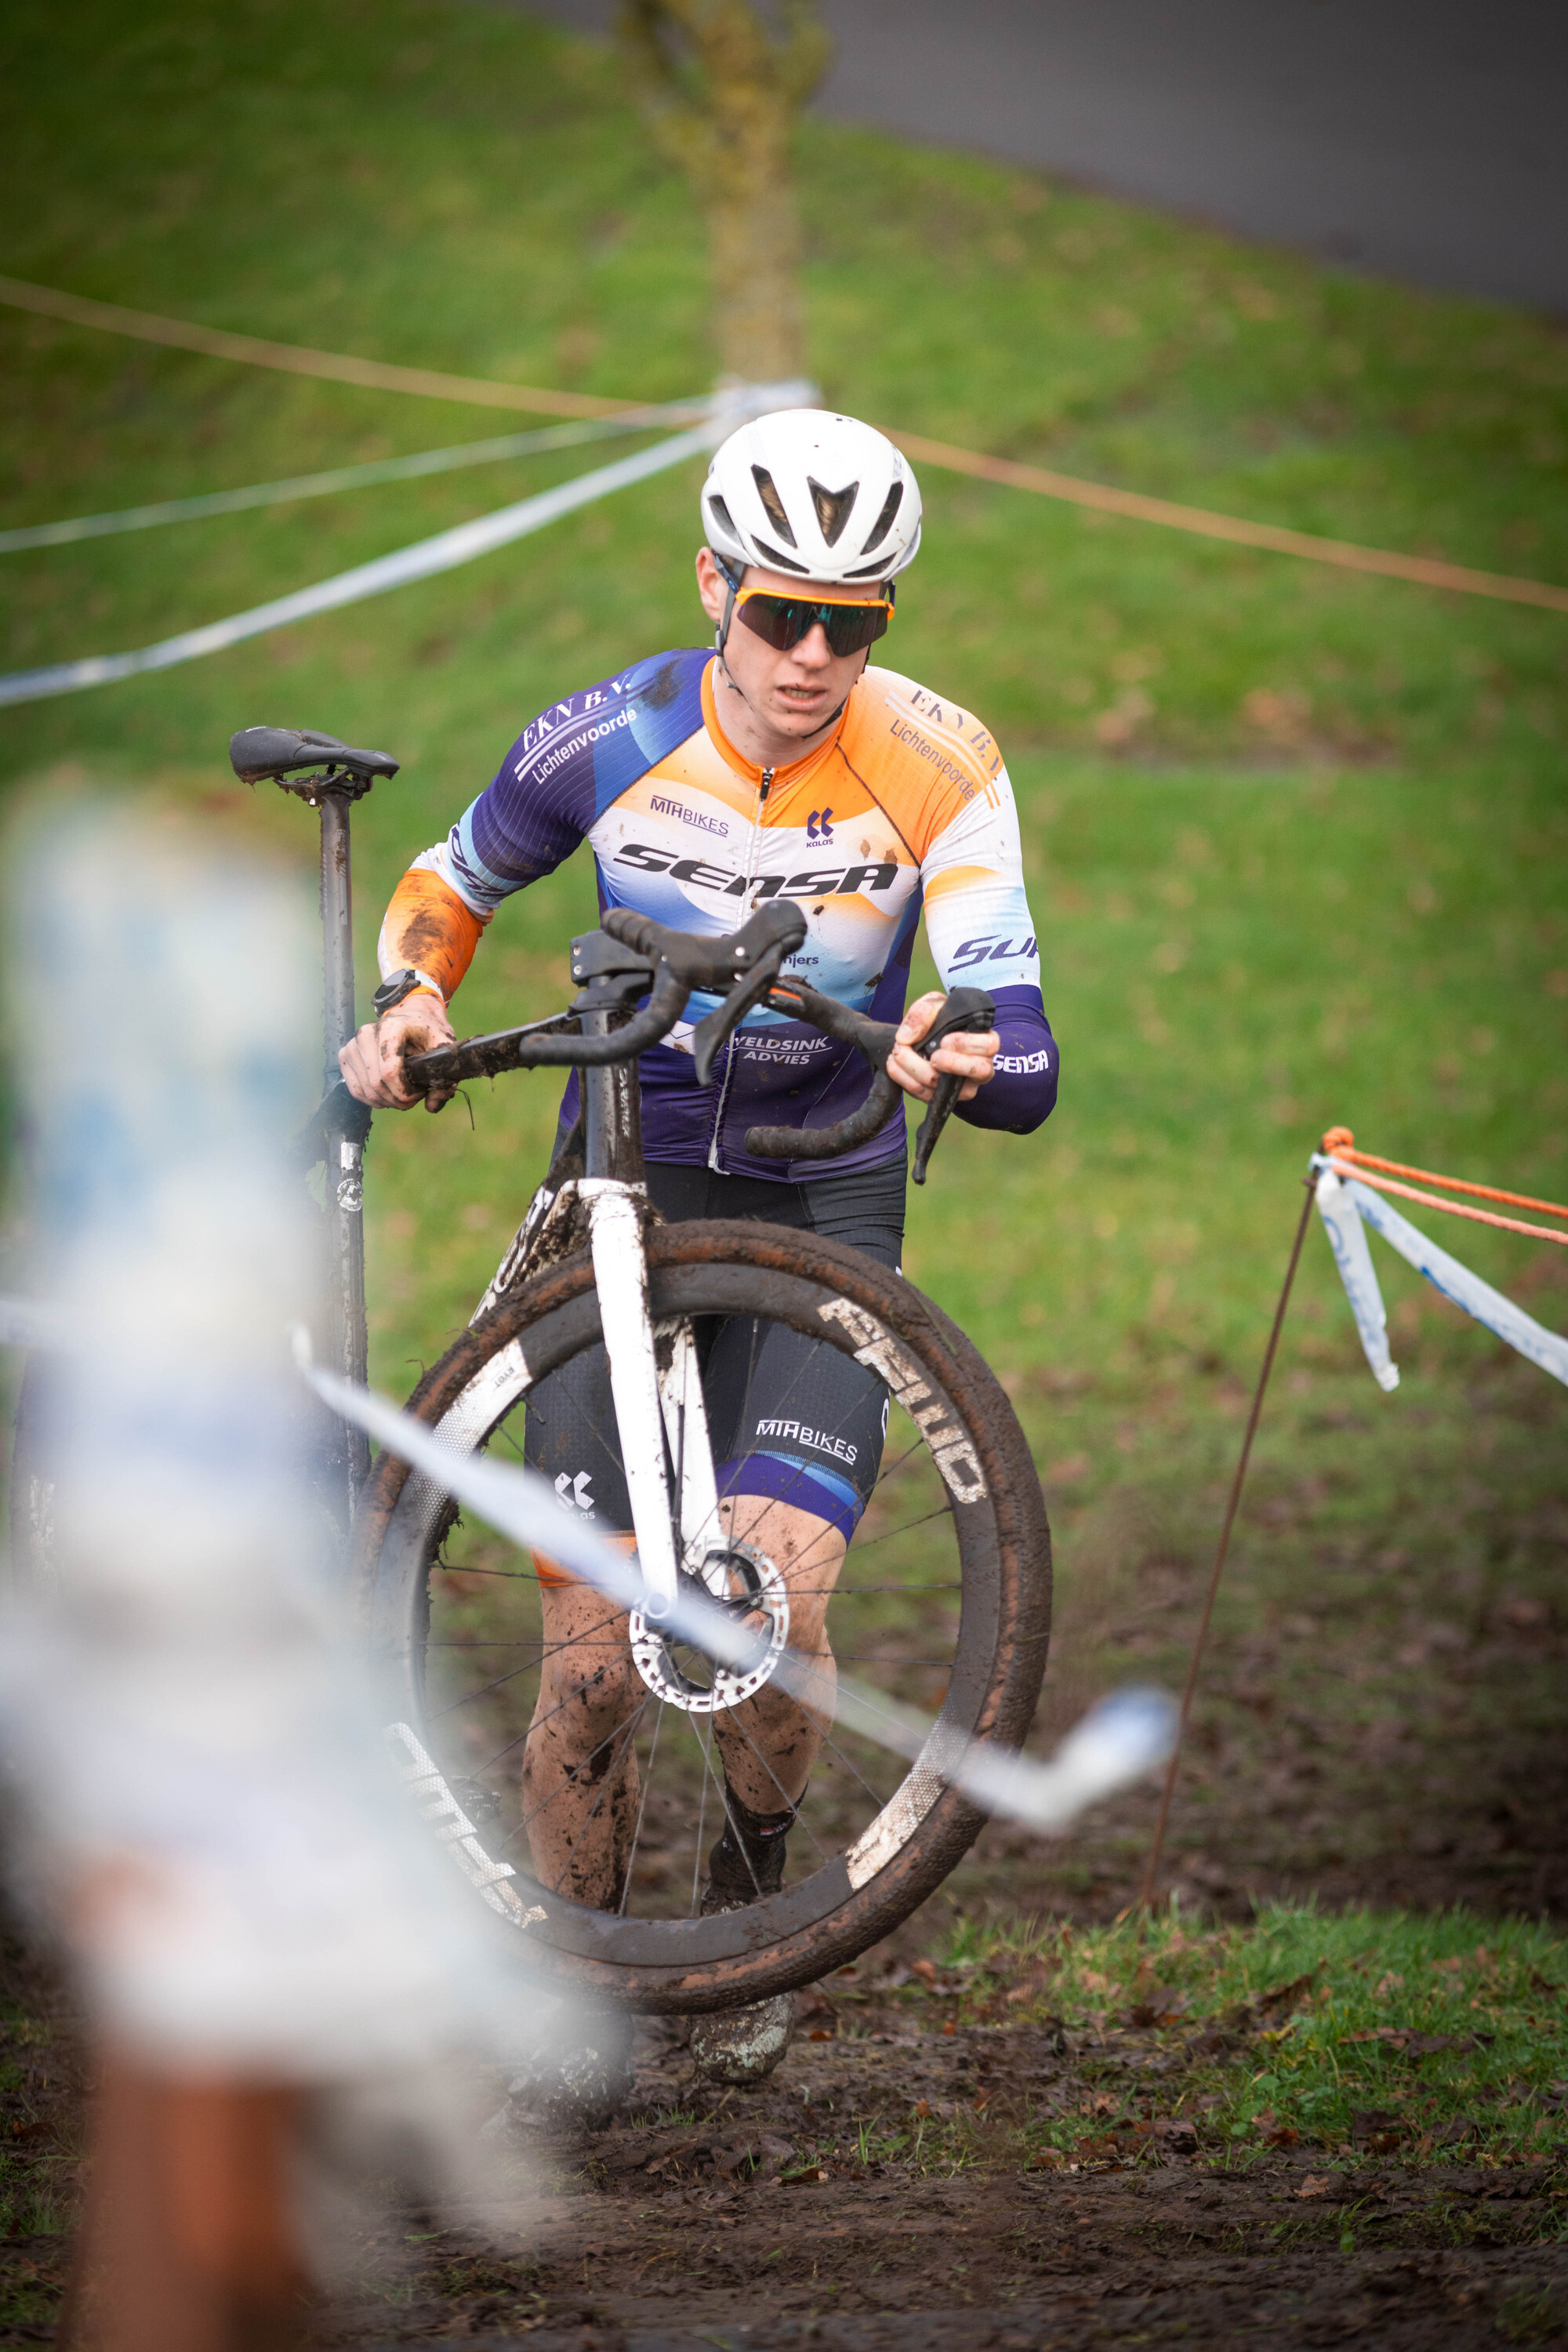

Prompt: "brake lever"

[690,937,795,1087]
[910,985,996,1185]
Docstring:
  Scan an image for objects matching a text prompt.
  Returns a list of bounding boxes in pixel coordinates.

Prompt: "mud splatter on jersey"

[377,648,1056,1178]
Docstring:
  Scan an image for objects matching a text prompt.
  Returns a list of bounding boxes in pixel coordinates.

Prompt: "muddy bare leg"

[711,1496,844,1813]
[522,1580,644,1907]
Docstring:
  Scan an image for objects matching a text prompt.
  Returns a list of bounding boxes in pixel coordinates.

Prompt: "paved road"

[524,0,1568,314]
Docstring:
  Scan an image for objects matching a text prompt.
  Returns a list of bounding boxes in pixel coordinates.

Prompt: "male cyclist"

[341,410,1057,2097]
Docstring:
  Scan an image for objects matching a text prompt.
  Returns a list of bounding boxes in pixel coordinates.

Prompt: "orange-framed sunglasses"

[731,583,895,659]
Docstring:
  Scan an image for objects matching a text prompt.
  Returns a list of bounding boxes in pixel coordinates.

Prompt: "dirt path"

[314,2000,1566,2350]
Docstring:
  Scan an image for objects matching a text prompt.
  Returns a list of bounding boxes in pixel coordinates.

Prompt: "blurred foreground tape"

[1,812,541,2350]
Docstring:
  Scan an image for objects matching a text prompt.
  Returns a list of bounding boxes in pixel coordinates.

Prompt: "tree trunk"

[617,0,829,385]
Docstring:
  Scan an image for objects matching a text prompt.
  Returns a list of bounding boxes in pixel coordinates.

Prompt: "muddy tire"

[356,1221,1051,2013]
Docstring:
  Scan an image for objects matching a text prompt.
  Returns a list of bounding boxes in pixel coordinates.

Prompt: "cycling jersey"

[378,647,1057,1178]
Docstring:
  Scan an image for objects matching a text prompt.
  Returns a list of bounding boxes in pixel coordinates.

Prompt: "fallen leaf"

[911,1959,938,1987]
[1258,1970,1319,2014]
[1126,1985,1188,2028]
[1297,2174,1332,2198]
[1032,2146,1065,2170]
[1350,2108,1405,2149]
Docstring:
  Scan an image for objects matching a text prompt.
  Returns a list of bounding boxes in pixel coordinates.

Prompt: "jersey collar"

[700,656,851,791]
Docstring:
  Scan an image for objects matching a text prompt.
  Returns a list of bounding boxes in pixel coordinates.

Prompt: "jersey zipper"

[706,766,772,1171]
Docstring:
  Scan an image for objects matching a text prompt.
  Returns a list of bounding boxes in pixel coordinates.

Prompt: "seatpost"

[316,785,371,1516]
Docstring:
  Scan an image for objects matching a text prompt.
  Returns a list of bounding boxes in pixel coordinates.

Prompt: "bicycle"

[9,724,1053,2022]
[358,897,1053,2017]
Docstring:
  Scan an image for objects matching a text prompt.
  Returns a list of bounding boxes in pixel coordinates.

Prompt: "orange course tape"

[1320,1127,1568,1249]
[6,274,1568,616]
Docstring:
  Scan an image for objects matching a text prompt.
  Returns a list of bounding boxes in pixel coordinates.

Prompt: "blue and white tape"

[1313,1159,1568,1392]
[0,376,815,707]
[0,423,716,708]
[0,405,713,555]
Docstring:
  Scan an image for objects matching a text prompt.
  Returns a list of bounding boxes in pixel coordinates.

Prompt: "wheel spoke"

[619,1700,665,1917]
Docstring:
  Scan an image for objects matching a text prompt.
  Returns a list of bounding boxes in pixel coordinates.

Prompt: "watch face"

[374,968,416,1013]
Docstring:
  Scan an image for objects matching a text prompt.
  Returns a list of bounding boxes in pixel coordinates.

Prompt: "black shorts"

[523,1160,906,1550]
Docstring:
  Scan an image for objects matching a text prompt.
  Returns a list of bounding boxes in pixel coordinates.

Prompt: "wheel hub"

[629,1541,789,1714]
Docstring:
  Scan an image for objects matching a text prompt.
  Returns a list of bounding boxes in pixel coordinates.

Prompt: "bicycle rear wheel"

[356,1221,1050,2013]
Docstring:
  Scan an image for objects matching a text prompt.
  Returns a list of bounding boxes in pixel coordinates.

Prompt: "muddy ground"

[3,1341,1566,2345]
[329,1995,1566,2350]
[4,1943,1565,2350]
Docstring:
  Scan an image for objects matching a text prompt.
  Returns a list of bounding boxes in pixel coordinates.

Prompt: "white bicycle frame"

[467,948,789,1711]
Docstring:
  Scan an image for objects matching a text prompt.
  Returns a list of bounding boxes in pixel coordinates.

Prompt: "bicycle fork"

[573,978,788,1708]
[577,984,720,1612]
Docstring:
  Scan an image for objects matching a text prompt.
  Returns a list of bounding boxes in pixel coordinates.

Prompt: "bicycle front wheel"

[356,1221,1051,2013]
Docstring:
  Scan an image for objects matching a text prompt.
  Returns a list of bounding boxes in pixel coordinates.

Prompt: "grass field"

[2,0,1567,1936]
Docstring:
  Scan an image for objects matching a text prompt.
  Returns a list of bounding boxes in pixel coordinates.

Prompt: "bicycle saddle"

[229,726,400,784]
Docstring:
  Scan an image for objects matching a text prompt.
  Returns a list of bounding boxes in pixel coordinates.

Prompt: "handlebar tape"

[406,963,689,1089]
[602,901,806,992]
[746,1069,902,1163]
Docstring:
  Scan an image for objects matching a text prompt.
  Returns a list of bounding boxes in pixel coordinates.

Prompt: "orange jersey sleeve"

[376,865,489,1003]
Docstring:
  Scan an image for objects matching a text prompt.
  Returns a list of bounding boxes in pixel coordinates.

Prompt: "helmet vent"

[752,536,810,574]
[808,477,859,547]
[706,492,742,549]
[857,477,904,557]
[750,467,798,547]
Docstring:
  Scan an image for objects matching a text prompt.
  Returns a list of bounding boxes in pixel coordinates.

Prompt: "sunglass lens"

[737,596,889,656]
[822,604,889,655]
[738,597,808,652]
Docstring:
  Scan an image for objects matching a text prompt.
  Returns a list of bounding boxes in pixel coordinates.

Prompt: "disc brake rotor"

[629,1541,789,1715]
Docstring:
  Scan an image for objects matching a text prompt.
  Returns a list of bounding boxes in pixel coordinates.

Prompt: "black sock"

[706,1788,797,1903]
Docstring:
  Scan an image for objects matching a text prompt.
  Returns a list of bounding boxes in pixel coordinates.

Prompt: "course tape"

[6,273,1568,614]
[1313,1161,1568,1392]
[1314,1170,1399,1390]
[0,423,717,708]
[0,272,633,420]
[0,408,712,554]
[891,431,1568,617]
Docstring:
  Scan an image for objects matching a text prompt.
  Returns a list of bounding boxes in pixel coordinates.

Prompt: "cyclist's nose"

[791,622,835,670]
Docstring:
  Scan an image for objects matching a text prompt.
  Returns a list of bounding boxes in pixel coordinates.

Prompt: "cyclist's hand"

[339,993,457,1112]
[887,992,1000,1105]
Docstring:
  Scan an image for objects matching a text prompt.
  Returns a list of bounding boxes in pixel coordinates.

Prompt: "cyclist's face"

[695,550,886,742]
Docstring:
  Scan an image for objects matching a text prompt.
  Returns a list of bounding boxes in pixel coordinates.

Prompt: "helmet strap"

[712,550,743,659]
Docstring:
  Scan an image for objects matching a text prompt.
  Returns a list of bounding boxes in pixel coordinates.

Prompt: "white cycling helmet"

[701,408,922,586]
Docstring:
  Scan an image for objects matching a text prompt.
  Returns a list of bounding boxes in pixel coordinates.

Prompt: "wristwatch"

[372,967,441,1018]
